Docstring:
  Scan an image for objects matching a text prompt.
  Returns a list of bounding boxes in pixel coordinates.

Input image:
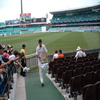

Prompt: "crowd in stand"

[0,44,29,100]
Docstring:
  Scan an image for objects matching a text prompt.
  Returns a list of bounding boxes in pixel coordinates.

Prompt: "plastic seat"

[93,70,100,83]
[69,75,83,98]
[82,84,96,100]
[82,71,94,87]
[73,67,83,76]
[56,66,67,80]
[62,69,73,85]
[48,61,56,71]
[95,81,100,100]
[82,66,91,74]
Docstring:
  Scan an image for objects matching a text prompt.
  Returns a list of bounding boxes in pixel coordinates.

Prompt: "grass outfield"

[0,32,100,55]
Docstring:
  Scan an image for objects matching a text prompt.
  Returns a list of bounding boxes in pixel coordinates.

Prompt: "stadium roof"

[50,4,100,15]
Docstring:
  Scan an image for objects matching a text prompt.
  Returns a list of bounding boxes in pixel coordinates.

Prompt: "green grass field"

[0,32,100,55]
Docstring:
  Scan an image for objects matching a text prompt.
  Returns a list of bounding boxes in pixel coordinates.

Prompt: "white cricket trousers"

[38,61,44,83]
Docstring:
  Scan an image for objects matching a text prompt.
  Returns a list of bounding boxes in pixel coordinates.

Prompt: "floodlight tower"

[21,0,23,14]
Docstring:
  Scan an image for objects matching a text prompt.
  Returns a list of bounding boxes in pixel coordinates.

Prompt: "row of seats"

[0,22,5,26]
[51,12,100,24]
[48,26,100,32]
[48,52,100,99]
[0,27,42,35]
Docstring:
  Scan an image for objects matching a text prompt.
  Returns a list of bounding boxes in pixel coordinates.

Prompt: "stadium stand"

[34,27,42,32]
[48,51,100,99]
[6,28,13,32]
[48,26,100,32]
[51,12,100,23]
[0,22,5,27]
[49,4,100,32]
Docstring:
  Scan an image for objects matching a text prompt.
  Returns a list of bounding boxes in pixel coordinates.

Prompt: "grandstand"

[0,5,100,36]
[49,4,100,32]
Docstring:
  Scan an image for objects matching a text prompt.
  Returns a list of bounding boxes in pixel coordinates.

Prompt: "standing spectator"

[7,45,13,54]
[52,50,58,61]
[36,39,48,86]
[20,44,26,77]
[57,50,64,59]
[75,46,86,60]
[0,44,12,95]
[3,50,9,59]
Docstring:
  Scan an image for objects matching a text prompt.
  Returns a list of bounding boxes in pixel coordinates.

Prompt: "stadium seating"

[0,28,6,32]
[51,12,100,23]
[34,27,42,32]
[21,28,29,31]
[0,22,5,26]
[29,27,36,32]
[6,28,13,32]
[14,27,20,31]
[48,26,100,32]
[48,51,100,99]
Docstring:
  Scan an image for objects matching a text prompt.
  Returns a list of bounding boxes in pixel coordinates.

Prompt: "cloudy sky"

[0,0,100,22]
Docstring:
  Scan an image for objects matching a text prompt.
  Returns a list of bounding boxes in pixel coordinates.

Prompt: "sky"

[0,0,100,22]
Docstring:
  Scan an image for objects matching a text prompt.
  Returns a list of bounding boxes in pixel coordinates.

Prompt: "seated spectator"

[52,50,58,61]
[3,50,9,59]
[75,46,86,60]
[57,50,64,59]
[98,51,100,60]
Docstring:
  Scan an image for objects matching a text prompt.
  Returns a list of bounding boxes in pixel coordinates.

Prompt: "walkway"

[25,71,65,100]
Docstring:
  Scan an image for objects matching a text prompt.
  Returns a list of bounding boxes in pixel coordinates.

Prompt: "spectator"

[9,50,29,72]
[0,44,12,95]
[20,44,26,77]
[0,44,12,68]
[52,50,58,61]
[3,50,9,59]
[7,45,13,54]
[75,46,86,60]
[57,50,64,59]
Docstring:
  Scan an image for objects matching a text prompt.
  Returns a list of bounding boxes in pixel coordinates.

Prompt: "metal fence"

[26,48,100,68]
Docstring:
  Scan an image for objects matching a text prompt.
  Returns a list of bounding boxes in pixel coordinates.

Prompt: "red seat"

[73,67,83,76]
[82,84,96,100]
[82,66,91,74]
[82,71,94,87]
[69,75,83,98]
[95,81,100,100]
[93,70,100,83]
[62,69,73,85]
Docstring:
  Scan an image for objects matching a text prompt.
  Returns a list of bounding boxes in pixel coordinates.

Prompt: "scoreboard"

[20,13,31,23]
[32,18,46,23]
